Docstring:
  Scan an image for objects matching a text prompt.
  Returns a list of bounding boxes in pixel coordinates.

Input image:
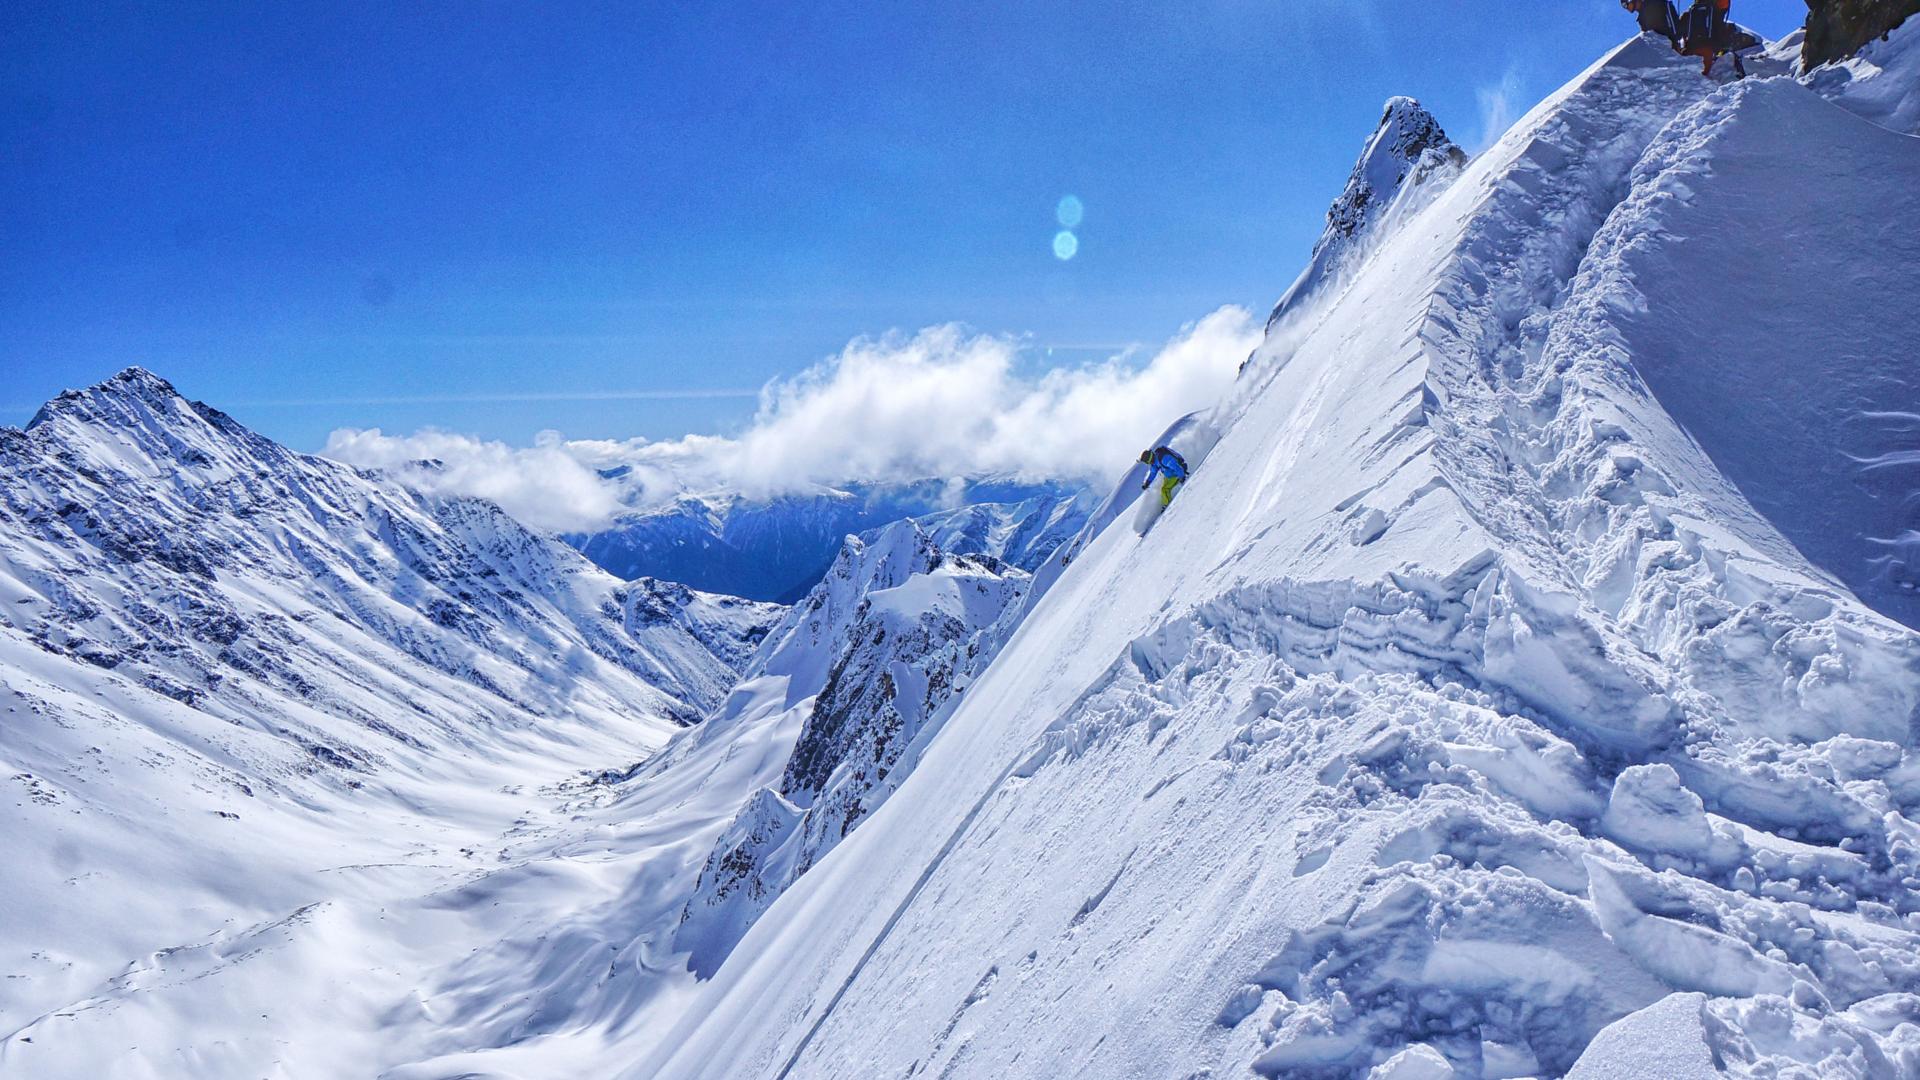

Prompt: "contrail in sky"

[209,389,761,409]
[3,388,760,413]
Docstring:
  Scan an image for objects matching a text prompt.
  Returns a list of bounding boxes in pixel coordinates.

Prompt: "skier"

[1138,446,1190,508]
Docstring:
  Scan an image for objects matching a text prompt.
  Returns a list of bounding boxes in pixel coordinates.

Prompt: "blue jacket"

[1142,446,1189,485]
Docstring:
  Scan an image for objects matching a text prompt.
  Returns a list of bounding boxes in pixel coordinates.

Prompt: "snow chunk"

[1565,992,1721,1079]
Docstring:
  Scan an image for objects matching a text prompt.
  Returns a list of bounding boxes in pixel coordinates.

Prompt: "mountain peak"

[1323,96,1466,252]
[1264,96,1468,330]
[14,366,303,488]
[102,365,178,393]
[27,366,192,431]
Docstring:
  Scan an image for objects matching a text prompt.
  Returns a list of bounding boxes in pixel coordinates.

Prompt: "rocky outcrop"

[1266,98,1467,330]
[675,522,1029,971]
[1803,0,1920,68]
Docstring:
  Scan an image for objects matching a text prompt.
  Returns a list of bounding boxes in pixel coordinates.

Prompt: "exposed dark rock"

[1803,0,1920,68]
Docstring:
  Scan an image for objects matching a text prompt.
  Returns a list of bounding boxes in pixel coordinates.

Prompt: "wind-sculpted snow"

[642,35,1920,1080]
[1553,73,1920,629]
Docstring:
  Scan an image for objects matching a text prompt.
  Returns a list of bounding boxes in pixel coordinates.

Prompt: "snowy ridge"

[2,369,777,726]
[642,33,1920,1080]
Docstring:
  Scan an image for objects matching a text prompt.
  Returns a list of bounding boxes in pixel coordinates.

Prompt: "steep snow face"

[1266,96,1468,329]
[642,37,1920,1080]
[677,522,1028,974]
[0,369,780,1072]
[570,479,1090,602]
[1553,75,1920,629]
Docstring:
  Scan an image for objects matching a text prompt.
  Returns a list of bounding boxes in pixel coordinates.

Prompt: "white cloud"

[323,306,1259,533]
[323,427,631,534]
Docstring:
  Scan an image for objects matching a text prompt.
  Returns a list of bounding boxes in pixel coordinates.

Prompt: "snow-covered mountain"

[568,479,1093,603]
[909,486,1093,575]
[0,386,1039,1077]
[2,369,780,726]
[0,369,780,1066]
[8,20,1920,1080]
[677,522,1029,975]
[640,31,1920,1080]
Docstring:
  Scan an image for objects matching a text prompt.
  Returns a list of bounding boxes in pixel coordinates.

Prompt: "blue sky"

[3,1,1810,450]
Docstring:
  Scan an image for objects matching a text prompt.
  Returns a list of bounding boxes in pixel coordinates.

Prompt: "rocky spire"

[1267,97,1468,330]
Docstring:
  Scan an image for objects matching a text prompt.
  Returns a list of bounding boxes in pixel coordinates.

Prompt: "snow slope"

[641,35,1920,1080]
[377,519,1033,1078]
[0,370,781,1075]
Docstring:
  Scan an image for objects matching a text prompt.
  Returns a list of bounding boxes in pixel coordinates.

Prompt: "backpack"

[1678,3,1723,54]
[1635,0,1680,38]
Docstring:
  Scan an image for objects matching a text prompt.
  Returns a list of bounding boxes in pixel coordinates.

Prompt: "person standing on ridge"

[1139,445,1190,508]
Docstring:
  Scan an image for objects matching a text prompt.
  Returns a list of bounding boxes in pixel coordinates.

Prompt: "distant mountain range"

[566,478,1095,603]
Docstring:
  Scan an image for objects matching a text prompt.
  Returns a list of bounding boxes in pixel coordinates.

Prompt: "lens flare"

[1056,195,1084,229]
[1052,230,1079,261]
